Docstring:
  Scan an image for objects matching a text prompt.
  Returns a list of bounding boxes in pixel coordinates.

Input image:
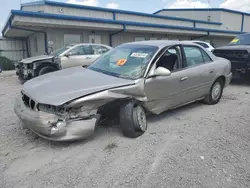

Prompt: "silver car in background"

[14,40,232,141]
[191,40,214,51]
[15,43,112,81]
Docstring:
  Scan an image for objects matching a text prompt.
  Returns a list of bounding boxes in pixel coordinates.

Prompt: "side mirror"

[149,67,171,77]
[65,52,73,58]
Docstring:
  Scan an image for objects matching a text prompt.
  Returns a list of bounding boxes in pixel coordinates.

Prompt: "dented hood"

[20,55,53,64]
[22,67,135,106]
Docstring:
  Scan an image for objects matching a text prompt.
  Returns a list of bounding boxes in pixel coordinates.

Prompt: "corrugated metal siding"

[22,5,45,12]
[46,28,110,51]
[0,51,25,61]
[196,23,221,30]
[0,40,24,51]
[156,10,222,22]
[112,32,192,47]
[14,16,123,30]
[220,12,241,31]
[45,5,113,19]
[0,39,27,61]
[115,13,193,27]
[126,25,206,35]
[209,32,237,37]
[28,32,45,56]
[243,15,250,32]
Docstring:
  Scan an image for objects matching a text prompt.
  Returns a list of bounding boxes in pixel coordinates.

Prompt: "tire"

[119,102,147,138]
[38,66,56,76]
[204,79,223,105]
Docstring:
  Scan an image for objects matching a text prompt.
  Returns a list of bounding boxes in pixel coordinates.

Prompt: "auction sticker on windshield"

[116,59,127,66]
[131,53,148,58]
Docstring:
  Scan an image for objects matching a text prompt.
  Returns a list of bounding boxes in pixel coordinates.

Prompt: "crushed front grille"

[22,93,36,110]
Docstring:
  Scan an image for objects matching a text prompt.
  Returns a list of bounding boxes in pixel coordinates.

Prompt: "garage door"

[64,34,81,45]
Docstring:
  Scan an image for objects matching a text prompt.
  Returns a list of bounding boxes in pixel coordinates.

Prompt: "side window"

[92,45,110,55]
[156,46,181,72]
[183,46,204,67]
[201,49,212,63]
[68,45,93,56]
[194,42,209,48]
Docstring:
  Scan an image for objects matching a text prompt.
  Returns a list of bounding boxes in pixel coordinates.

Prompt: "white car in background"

[15,43,112,81]
[191,41,214,52]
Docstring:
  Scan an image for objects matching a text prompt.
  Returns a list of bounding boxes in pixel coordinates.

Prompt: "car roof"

[124,40,201,48]
[67,43,112,48]
[191,40,207,43]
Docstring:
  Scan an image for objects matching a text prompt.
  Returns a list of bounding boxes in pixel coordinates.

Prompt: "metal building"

[0,37,27,61]
[1,0,247,58]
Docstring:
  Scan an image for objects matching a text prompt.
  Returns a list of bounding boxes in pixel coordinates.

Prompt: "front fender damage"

[66,80,147,109]
[15,81,149,141]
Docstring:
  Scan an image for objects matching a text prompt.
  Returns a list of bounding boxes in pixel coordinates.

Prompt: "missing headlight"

[27,63,33,69]
[38,103,64,115]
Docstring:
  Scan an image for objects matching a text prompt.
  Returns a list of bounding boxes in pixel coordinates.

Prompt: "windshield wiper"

[119,75,133,79]
[89,67,121,78]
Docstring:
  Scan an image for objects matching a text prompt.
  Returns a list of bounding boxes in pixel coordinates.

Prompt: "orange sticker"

[116,59,127,66]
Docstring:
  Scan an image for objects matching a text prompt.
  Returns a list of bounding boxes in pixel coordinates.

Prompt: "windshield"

[50,46,72,56]
[228,34,250,46]
[88,44,158,80]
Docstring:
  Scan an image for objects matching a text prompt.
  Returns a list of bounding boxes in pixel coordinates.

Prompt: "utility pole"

[207,0,211,21]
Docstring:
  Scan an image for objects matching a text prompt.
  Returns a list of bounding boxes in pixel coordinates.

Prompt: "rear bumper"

[14,96,98,141]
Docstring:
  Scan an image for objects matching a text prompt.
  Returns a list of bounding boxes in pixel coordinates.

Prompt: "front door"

[144,69,194,114]
[61,45,94,69]
[144,45,190,114]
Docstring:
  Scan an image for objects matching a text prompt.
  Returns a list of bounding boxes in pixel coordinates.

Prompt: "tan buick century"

[14,40,232,141]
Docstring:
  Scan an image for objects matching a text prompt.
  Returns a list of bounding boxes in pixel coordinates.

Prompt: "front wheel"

[204,79,223,105]
[38,66,56,76]
[119,102,147,138]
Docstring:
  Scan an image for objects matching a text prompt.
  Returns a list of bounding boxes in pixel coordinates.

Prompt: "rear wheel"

[119,102,147,138]
[204,79,223,105]
[38,66,56,76]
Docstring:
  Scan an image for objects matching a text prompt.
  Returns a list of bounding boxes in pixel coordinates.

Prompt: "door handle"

[209,70,214,74]
[180,77,188,81]
[85,57,91,60]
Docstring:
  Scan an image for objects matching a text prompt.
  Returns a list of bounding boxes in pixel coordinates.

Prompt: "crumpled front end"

[15,62,35,81]
[14,95,99,141]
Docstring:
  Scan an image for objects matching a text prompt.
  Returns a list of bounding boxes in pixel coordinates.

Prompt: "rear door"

[181,45,216,102]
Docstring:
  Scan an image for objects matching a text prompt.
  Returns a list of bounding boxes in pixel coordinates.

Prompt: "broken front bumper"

[16,68,34,80]
[14,96,98,141]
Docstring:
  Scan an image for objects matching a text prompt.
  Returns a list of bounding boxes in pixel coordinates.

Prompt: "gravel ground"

[0,72,250,188]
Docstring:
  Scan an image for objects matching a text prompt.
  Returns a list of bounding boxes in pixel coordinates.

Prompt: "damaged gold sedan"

[14,41,232,141]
